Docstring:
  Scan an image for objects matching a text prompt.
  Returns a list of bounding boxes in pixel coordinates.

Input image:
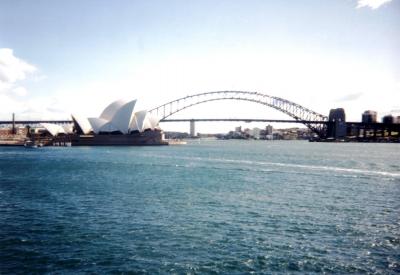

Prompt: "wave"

[215,158,400,178]
[148,154,400,178]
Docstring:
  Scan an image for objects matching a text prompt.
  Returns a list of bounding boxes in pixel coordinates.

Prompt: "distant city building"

[362,110,377,123]
[329,108,346,122]
[251,127,261,139]
[0,126,27,137]
[165,131,190,139]
[219,125,312,141]
[328,108,346,139]
[0,128,13,136]
[265,124,273,135]
[382,115,394,124]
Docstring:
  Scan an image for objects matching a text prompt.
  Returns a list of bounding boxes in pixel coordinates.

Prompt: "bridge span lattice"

[149,91,328,137]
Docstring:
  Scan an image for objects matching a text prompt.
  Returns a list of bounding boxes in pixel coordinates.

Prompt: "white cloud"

[0,94,25,116]
[356,0,393,9]
[0,47,38,101]
[0,48,36,84]
[336,92,364,102]
[0,48,47,120]
[12,86,28,97]
[0,81,12,94]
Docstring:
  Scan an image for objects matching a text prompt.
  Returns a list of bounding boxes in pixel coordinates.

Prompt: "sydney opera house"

[40,99,167,146]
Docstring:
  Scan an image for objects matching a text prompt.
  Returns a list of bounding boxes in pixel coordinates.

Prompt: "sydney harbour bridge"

[148,91,328,137]
[0,91,329,137]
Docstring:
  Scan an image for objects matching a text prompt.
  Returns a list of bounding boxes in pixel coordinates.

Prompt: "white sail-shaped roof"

[88,117,109,134]
[72,115,93,135]
[148,114,160,129]
[129,110,145,132]
[70,98,160,135]
[62,124,74,134]
[129,116,139,132]
[99,99,129,121]
[98,122,120,133]
[41,123,66,136]
[142,115,152,130]
[129,110,157,132]
[109,100,137,134]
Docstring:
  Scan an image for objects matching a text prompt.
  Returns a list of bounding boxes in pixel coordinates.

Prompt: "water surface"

[0,140,399,273]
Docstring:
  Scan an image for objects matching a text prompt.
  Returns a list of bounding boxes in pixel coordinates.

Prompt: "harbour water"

[0,140,399,273]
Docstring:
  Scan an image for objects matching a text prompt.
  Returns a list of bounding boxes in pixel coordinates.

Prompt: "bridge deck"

[0,119,327,125]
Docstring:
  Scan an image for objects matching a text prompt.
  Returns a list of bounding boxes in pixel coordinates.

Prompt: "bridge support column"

[190,120,196,138]
[12,113,16,134]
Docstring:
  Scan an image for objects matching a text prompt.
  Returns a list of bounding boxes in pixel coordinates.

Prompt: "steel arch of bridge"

[149,91,328,137]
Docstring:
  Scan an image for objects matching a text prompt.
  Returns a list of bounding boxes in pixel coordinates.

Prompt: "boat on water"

[167,139,187,145]
[24,140,43,148]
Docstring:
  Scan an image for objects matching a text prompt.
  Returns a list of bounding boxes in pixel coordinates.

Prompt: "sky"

[0,0,399,133]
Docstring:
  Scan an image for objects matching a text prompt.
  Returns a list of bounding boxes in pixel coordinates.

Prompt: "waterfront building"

[265,125,273,135]
[327,108,346,139]
[329,108,346,122]
[362,110,377,123]
[265,134,273,140]
[71,99,159,135]
[0,127,27,137]
[382,115,394,124]
[253,127,261,139]
[70,99,165,145]
[272,132,283,140]
[4,99,161,145]
[41,123,67,136]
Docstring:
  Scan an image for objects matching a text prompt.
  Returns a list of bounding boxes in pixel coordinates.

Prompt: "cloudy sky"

[0,0,399,133]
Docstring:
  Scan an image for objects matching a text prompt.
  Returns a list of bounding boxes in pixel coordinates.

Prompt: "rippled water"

[0,140,399,274]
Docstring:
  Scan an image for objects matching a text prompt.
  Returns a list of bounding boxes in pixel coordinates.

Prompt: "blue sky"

[0,0,399,132]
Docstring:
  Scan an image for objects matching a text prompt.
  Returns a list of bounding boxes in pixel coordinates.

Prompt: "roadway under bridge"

[0,118,324,125]
[0,120,72,126]
[160,119,327,123]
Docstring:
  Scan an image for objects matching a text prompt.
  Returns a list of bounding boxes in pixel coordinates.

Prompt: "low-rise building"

[362,110,377,123]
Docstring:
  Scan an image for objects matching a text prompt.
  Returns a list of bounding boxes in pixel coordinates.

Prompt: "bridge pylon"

[190,120,196,137]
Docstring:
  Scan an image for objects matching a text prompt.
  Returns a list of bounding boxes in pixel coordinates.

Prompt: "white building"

[72,99,160,135]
